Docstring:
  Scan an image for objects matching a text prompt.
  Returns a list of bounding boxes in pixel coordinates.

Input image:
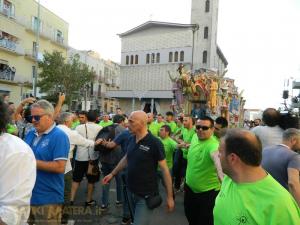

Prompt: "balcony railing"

[0,7,15,19]
[0,39,24,55]
[105,78,112,85]
[0,69,15,81]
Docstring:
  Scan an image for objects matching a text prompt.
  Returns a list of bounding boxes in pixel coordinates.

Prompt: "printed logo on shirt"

[41,139,50,148]
[139,144,150,152]
[235,212,249,225]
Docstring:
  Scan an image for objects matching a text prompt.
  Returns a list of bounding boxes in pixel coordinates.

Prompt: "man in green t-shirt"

[165,111,177,135]
[159,125,184,169]
[155,113,165,131]
[184,116,223,225]
[214,129,300,225]
[147,112,159,136]
[98,114,113,127]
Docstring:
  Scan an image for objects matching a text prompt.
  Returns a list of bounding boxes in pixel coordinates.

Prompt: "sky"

[39,0,300,110]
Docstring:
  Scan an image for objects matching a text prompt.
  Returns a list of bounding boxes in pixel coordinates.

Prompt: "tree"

[38,51,95,108]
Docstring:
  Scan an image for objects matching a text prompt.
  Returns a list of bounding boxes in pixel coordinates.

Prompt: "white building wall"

[121,27,193,53]
[120,63,191,91]
[121,46,193,66]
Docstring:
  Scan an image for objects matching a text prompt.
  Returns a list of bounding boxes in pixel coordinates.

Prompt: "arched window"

[205,0,210,13]
[151,53,155,63]
[146,54,150,64]
[156,53,160,63]
[130,55,134,64]
[180,51,184,62]
[169,52,173,62]
[126,55,129,65]
[174,51,179,62]
[135,55,138,64]
[204,27,209,39]
[203,51,208,63]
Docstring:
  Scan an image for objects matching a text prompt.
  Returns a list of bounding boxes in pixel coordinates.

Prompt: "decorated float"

[168,64,246,127]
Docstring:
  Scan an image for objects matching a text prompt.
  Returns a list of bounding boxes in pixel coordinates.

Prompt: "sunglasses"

[28,114,47,122]
[195,125,211,131]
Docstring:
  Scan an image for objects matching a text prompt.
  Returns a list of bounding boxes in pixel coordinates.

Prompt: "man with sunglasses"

[184,116,224,225]
[25,100,70,225]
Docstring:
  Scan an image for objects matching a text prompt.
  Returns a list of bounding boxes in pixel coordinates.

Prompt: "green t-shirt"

[214,175,300,225]
[155,121,165,131]
[159,137,177,169]
[71,120,80,130]
[186,134,220,193]
[98,120,113,128]
[166,121,177,134]
[181,127,196,159]
[148,122,159,136]
[6,123,17,135]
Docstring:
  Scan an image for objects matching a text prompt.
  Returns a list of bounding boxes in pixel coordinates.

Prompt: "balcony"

[0,39,24,55]
[50,36,68,49]
[0,7,15,19]
[105,78,112,85]
[0,67,15,81]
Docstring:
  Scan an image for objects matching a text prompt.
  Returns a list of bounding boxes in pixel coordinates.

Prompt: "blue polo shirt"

[25,124,69,205]
[113,129,132,156]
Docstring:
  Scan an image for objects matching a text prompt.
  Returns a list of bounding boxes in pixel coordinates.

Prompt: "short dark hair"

[0,98,10,132]
[262,108,281,127]
[199,116,214,127]
[166,111,174,117]
[79,111,87,116]
[161,125,171,135]
[215,117,228,128]
[113,114,125,124]
[87,110,97,122]
[223,129,262,166]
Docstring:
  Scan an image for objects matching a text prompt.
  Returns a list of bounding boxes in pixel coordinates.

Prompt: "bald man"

[214,129,300,225]
[103,111,174,225]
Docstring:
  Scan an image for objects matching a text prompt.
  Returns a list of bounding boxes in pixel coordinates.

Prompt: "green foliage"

[38,51,95,107]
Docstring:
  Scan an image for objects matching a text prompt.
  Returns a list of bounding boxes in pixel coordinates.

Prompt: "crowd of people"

[0,93,300,225]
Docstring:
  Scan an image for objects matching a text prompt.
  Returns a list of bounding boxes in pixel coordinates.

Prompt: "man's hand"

[21,97,36,105]
[58,92,65,103]
[95,139,104,145]
[102,173,114,185]
[166,196,175,212]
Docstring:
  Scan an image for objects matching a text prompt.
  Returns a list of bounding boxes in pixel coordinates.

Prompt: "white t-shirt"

[75,122,102,161]
[0,133,36,225]
[251,125,284,149]
[57,124,95,173]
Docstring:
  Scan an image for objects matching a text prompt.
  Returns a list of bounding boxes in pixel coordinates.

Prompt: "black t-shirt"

[126,132,165,196]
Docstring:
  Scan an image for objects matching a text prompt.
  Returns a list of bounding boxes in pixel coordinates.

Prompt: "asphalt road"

[69,178,188,225]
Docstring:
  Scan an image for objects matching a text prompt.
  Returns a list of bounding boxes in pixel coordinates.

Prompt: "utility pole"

[33,0,40,97]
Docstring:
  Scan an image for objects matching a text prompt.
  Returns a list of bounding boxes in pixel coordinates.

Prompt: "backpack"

[94,124,118,154]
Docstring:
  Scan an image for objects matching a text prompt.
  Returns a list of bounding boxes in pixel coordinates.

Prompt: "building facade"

[0,0,68,104]
[68,48,120,113]
[107,0,228,115]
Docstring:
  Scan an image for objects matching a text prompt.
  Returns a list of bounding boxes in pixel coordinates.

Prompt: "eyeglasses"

[195,125,211,131]
[28,114,47,122]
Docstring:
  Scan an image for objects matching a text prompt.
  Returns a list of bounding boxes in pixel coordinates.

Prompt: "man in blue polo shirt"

[103,111,174,225]
[25,100,69,225]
